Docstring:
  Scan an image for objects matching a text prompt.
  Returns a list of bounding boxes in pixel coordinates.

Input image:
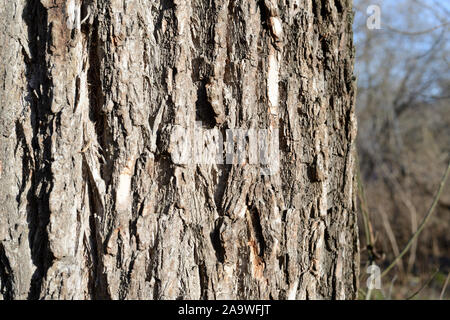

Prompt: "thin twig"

[358,288,367,300]
[379,206,404,275]
[406,269,439,300]
[356,156,376,261]
[388,274,397,300]
[384,22,450,36]
[366,286,373,300]
[380,164,419,275]
[440,273,450,300]
[381,160,450,278]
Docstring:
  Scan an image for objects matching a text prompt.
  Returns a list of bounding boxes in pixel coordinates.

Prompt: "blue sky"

[353,0,449,99]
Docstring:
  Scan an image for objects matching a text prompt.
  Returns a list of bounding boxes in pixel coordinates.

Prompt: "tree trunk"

[0,0,358,300]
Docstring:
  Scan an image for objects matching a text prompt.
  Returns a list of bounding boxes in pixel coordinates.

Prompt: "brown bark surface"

[0,0,358,299]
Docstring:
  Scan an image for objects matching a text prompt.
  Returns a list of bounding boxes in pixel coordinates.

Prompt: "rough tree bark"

[0,0,358,300]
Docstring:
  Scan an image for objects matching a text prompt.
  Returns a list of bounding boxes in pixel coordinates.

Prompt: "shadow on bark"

[22,0,54,300]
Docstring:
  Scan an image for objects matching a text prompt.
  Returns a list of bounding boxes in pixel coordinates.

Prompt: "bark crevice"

[0,243,13,300]
[23,0,55,299]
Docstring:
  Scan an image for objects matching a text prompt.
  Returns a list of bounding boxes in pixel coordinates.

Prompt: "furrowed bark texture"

[0,0,358,299]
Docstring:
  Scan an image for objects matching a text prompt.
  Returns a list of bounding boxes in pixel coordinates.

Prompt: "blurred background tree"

[353,0,450,299]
